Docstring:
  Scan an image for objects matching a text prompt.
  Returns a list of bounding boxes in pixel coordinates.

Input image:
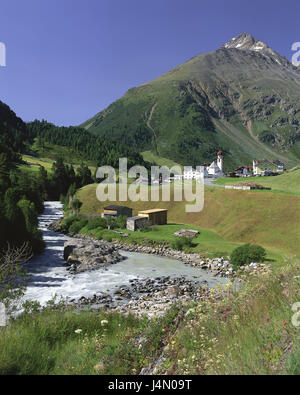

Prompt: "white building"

[183,167,205,180]
[182,150,225,180]
[206,151,224,178]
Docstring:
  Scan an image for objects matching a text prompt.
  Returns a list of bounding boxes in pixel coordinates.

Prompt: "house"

[235,165,253,177]
[102,205,132,218]
[183,167,205,180]
[253,160,284,176]
[272,160,284,173]
[137,209,168,225]
[126,216,151,231]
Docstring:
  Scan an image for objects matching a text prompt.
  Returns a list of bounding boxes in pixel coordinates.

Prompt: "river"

[22,202,227,306]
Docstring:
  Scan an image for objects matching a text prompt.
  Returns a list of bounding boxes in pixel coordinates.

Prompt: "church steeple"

[217,150,223,171]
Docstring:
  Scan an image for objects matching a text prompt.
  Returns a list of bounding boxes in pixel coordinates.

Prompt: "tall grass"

[160,259,300,375]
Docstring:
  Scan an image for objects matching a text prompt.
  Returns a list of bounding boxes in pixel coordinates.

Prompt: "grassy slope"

[20,153,96,175]
[30,139,96,166]
[161,258,300,375]
[214,168,300,195]
[141,151,182,170]
[77,183,300,257]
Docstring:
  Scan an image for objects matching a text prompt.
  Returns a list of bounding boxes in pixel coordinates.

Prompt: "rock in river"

[63,238,125,274]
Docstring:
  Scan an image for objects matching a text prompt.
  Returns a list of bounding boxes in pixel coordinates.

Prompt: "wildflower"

[74,329,82,334]
[101,319,108,326]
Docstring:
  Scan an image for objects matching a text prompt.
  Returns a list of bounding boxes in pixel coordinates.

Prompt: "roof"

[138,209,168,214]
[208,161,219,169]
[103,205,131,211]
[253,159,283,165]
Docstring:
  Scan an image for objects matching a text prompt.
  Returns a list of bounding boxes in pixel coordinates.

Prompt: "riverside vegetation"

[0,257,299,374]
[0,173,298,375]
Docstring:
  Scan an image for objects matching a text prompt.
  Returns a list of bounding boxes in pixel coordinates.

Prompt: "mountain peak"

[223,33,268,52]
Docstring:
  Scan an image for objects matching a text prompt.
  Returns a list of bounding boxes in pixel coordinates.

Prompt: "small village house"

[126,216,151,231]
[235,165,253,177]
[102,205,132,218]
[253,160,284,176]
[137,209,168,225]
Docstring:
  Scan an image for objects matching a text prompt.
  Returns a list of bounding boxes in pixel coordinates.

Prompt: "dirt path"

[146,103,159,155]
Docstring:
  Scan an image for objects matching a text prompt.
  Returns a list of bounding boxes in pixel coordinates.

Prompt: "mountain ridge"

[82,33,300,170]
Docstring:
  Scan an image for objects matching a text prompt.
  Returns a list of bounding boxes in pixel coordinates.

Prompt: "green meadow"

[213,168,300,195]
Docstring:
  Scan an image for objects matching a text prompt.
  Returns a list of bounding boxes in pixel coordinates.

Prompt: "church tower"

[217,150,223,171]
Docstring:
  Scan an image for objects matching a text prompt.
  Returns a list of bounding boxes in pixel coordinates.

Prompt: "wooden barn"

[102,205,132,218]
[137,209,168,225]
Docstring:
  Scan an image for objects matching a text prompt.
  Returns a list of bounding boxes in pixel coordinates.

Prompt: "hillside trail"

[146,103,159,155]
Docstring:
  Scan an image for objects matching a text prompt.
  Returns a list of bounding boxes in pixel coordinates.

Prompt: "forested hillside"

[27,120,149,168]
[0,101,43,251]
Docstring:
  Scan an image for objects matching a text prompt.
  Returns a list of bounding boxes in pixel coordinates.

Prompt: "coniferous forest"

[0,101,149,253]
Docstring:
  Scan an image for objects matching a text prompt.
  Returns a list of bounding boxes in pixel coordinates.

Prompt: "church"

[206,150,224,177]
[183,150,225,179]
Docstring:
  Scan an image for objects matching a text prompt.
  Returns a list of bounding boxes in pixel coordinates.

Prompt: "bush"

[141,225,159,233]
[68,218,88,234]
[114,215,127,230]
[102,233,113,242]
[230,243,266,269]
[85,217,107,231]
[60,215,80,233]
[171,236,194,251]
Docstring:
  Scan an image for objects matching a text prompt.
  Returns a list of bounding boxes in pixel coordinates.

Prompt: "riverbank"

[21,203,228,319]
[1,257,299,375]
[62,233,271,280]
[72,276,216,319]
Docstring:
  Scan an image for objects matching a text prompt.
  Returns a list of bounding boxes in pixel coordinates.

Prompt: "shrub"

[85,217,107,231]
[171,236,194,251]
[103,233,113,242]
[141,225,159,233]
[60,215,80,233]
[68,218,88,234]
[230,243,266,269]
[114,215,127,230]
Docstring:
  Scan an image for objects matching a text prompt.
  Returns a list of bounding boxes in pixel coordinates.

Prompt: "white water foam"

[21,202,227,307]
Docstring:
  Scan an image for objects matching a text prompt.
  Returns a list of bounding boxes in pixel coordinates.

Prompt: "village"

[99,150,285,233]
[182,150,285,180]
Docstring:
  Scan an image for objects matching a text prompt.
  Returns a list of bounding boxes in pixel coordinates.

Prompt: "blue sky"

[0,0,299,126]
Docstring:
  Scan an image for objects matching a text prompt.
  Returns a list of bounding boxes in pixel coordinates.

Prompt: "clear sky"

[0,0,299,126]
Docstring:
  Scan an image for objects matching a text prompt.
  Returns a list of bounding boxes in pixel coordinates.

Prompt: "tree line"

[27,120,149,169]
